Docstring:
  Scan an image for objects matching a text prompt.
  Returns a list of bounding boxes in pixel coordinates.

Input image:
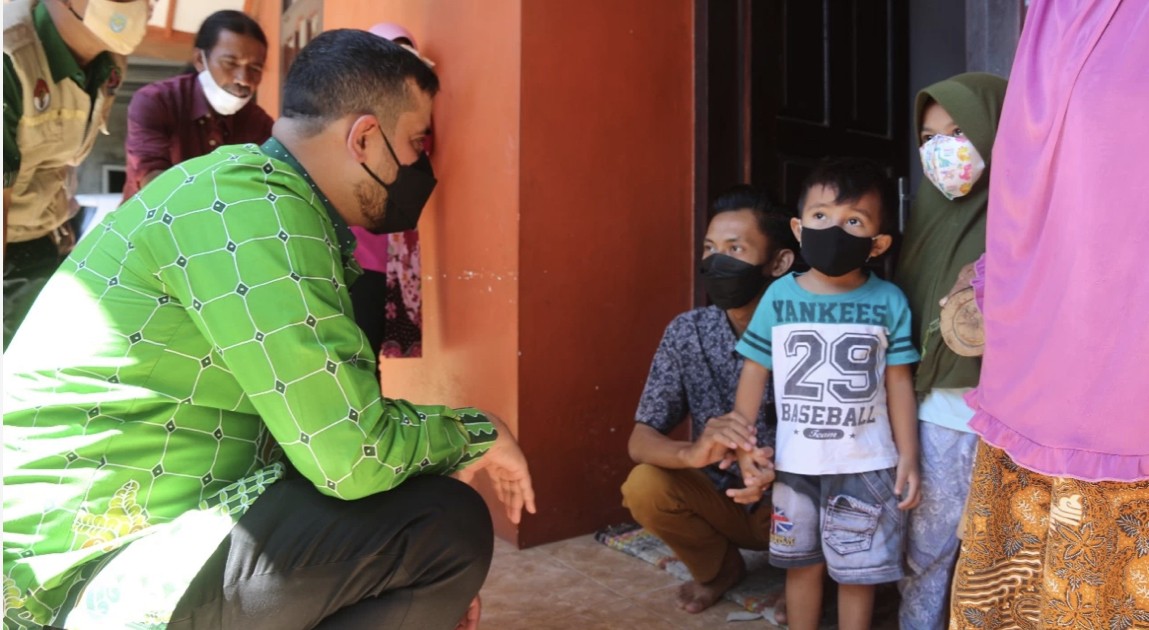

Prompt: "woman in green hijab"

[895,72,1007,630]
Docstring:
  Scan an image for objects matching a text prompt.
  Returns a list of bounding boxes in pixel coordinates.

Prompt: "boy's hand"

[739,446,776,487]
[895,454,921,510]
[725,446,775,505]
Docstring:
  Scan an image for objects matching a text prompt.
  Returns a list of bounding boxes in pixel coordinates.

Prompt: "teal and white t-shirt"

[737,272,920,475]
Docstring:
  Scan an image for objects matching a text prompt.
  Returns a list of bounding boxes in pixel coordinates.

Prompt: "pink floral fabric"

[351,227,423,358]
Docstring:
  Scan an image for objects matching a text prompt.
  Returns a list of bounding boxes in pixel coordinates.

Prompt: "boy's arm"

[886,363,921,509]
[727,359,776,491]
[732,359,770,425]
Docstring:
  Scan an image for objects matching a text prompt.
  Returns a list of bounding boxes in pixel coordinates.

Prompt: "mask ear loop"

[360,162,391,189]
[378,127,402,167]
[866,235,880,263]
[359,122,403,188]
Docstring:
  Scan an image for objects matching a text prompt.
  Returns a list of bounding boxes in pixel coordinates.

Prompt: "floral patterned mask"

[919,134,986,200]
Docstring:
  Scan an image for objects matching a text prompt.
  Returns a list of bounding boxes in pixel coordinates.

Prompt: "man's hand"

[679,413,756,469]
[895,454,921,510]
[51,223,76,256]
[454,595,481,630]
[452,412,537,524]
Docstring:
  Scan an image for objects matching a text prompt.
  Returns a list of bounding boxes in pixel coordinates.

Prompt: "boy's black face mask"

[699,254,769,310]
[799,226,874,277]
[360,129,437,234]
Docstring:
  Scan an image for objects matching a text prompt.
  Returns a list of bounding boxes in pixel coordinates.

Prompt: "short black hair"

[711,185,799,257]
[194,10,268,51]
[796,157,893,233]
[281,29,440,136]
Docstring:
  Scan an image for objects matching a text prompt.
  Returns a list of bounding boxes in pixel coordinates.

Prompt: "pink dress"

[966,0,1149,481]
[350,227,423,358]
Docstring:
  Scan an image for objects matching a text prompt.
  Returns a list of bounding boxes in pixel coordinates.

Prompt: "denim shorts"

[768,468,906,585]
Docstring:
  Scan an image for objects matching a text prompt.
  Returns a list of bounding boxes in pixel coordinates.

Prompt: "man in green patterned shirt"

[3,29,535,629]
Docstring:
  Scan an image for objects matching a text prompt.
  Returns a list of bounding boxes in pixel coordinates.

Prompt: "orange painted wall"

[249,0,694,547]
[249,0,281,116]
[322,0,525,542]
[517,0,695,546]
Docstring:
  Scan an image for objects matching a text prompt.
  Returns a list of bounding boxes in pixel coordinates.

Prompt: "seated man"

[3,29,534,629]
[621,186,796,616]
[122,9,273,202]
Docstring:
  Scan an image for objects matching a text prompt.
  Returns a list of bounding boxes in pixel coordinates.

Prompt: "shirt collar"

[34,1,116,91]
[259,137,358,258]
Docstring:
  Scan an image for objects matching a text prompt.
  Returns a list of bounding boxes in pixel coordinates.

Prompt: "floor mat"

[593,522,784,620]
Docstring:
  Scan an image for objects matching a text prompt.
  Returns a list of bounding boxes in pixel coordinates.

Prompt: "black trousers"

[3,234,63,349]
[167,474,494,629]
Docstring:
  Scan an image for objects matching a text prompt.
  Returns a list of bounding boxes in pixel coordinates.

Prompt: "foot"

[675,546,746,614]
[773,596,787,626]
[761,587,788,627]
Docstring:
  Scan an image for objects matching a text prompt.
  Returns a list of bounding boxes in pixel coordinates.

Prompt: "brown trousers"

[621,464,772,583]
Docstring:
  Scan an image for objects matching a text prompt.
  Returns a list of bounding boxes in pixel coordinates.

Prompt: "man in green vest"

[4,28,536,629]
[3,0,150,348]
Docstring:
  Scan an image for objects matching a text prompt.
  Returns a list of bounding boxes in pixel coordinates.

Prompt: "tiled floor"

[479,534,900,629]
[480,534,751,629]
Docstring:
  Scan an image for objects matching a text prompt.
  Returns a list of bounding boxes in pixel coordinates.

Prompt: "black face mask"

[360,129,437,234]
[699,254,769,310]
[799,225,875,277]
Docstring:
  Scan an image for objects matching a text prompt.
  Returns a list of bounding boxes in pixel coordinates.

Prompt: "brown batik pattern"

[950,441,1149,630]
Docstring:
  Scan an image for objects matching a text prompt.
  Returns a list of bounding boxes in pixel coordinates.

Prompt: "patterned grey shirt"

[636,305,777,491]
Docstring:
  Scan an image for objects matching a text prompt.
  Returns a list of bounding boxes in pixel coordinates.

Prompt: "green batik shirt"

[2,140,496,628]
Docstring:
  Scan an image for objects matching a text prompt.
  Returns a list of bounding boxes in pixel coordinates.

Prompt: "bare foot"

[760,587,788,626]
[774,596,787,625]
[676,546,747,614]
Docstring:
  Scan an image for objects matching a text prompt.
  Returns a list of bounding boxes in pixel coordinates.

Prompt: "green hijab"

[896,72,1007,394]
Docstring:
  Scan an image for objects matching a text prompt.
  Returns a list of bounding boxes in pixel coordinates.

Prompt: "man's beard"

[353,180,389,234]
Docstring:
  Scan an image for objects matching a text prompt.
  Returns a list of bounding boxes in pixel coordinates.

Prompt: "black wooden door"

[702,0,909,213]
[697,0,909,288]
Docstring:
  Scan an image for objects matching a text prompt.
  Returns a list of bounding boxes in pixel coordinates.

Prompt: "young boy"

[730,158,921,630]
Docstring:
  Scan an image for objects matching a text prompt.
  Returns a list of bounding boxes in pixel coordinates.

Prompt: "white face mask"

[77,0,149,56]
[197,69,253,116]
[919,134,986,200]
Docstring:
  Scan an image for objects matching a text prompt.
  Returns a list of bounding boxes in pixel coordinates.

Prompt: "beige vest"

[3,0,123,243]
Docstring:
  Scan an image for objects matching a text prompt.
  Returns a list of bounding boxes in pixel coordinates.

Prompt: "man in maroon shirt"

[122,10,272,202]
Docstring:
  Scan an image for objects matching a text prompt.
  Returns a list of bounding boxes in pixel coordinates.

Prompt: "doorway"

[696,0,910,293]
